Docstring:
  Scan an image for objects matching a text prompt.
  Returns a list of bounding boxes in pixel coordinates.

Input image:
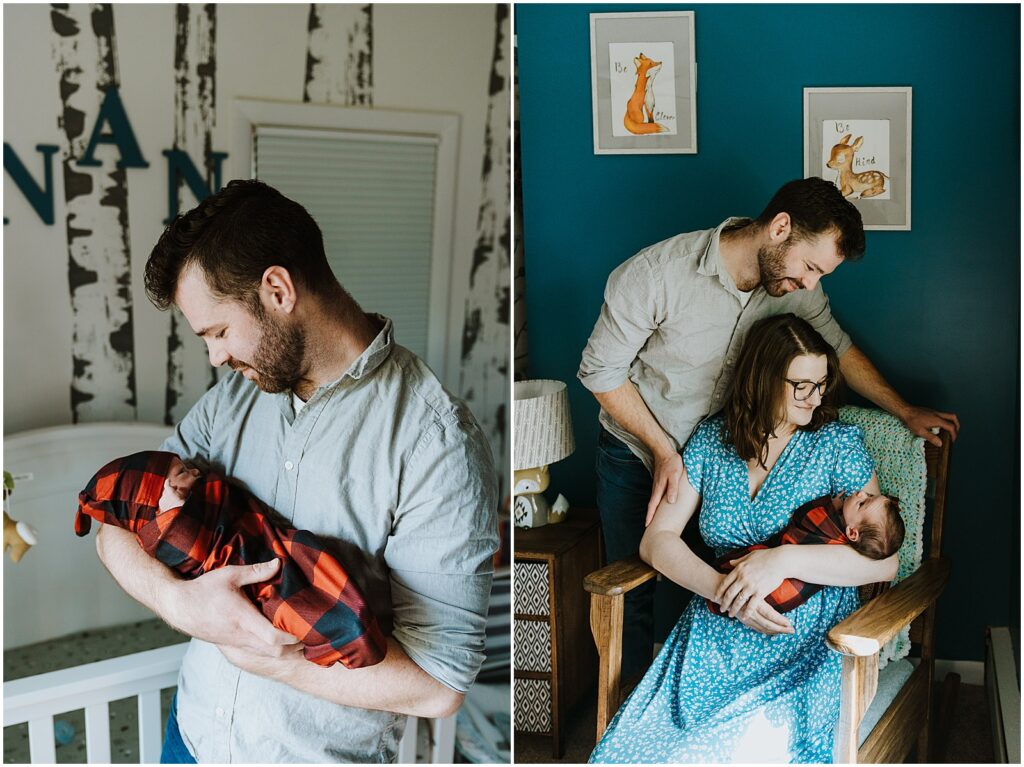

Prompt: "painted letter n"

[4,143,59,225]
[163,150,228,224]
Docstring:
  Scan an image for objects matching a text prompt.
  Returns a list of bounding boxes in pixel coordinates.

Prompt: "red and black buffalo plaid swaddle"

[706,494,849,616]
[75,451,387,668]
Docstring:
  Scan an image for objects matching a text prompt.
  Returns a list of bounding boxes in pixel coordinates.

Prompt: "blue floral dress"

[590,416,875,764]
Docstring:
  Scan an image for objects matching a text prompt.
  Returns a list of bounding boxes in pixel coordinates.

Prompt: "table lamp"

[513,379,575,528]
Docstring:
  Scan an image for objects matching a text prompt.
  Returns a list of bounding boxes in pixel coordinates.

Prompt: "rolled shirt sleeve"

[384,410,499,693]
[579,253,665,394]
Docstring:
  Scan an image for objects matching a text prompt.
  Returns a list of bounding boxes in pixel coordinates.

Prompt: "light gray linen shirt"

[161,316,498,763]
[579,219,852,470]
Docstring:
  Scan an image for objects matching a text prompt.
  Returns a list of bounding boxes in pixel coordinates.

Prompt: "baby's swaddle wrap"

[75,450,387,668]
[706,494,850,616]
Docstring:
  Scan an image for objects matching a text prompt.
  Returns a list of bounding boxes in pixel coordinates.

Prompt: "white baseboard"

[908,656,984,686]
[935,658,985,686]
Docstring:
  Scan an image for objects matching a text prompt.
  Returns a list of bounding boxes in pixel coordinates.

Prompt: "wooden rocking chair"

[584,427,953,763]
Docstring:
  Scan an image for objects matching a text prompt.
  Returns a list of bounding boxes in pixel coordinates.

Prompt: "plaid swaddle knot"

[76,450,387,669]
[706,495,850,616]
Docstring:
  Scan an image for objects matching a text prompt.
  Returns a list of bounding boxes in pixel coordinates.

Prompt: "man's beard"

[757,240,795,297]
[230,307,306,393]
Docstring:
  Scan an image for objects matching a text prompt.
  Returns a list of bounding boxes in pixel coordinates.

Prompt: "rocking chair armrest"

[827,557,951,657]
[584,554,658,597]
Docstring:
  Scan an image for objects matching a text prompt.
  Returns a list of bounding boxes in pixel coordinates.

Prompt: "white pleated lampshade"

[513,379,575,471]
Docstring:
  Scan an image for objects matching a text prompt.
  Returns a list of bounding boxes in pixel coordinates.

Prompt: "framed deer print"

[589,11,697,155]
[804,87,912,230]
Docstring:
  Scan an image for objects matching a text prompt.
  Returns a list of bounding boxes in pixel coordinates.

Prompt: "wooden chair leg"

[929,671,960,763]
[590,591,624,744]
[834,653,879,764]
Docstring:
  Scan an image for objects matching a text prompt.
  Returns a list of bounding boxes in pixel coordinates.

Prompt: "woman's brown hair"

[722,313,843,467]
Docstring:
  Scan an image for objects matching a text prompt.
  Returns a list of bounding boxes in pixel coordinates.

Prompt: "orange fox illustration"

[624,53,666,135]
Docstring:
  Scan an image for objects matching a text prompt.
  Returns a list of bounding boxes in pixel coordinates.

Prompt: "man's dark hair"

[145,179,340,312]
[853,495,906,560]
[754,177,866,261]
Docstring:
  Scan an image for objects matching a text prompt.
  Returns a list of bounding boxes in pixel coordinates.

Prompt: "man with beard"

[95,179,498,763]
[578,176,958,676]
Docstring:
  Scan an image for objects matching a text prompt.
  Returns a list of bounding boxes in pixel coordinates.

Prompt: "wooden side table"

[513,508,602,758]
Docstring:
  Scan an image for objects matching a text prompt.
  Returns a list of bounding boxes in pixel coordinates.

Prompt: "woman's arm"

[716,473,898,615]
[639,473,719,601]
[641,467,794,635]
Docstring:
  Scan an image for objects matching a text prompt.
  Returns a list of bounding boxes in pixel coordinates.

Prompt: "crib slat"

[137,690,164,764]
[431,715,456,764]
[397,715,418,763]
[27,715,57,763]
[85,702,111,763]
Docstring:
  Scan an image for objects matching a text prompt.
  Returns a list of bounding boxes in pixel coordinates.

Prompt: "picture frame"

[804,87,912,231]
[589,11,697,155]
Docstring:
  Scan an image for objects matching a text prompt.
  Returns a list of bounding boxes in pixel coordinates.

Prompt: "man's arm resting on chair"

[839,344,959,446]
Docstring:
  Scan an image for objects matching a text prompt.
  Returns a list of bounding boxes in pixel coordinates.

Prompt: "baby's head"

[159,456,201,512]
[841,491,905,560]
[76,450,202,536]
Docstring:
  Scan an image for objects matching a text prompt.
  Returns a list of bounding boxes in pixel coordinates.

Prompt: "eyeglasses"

[785,378,830,401]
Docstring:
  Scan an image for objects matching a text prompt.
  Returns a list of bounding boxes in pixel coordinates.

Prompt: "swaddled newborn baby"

[707,490,905,616]
[75,450,386,668]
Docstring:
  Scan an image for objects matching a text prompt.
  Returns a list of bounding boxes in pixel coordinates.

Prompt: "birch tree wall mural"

[304,4,373,106]
[461,3,511,491]
[513,52,529,381]
[51,3,137,423]
[165,3,219,425]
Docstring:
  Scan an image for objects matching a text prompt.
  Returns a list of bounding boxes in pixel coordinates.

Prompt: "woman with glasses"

[590,313,899,764]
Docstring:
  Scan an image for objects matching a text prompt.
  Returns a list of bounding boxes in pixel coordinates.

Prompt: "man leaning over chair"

[578,176,959,679]
[95,180,498,763]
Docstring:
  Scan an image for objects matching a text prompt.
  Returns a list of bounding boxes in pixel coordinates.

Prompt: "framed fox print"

[804,87,912,230]
[590,11,697,155]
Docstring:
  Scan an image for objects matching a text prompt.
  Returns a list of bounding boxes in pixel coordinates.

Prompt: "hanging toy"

[3,470,37,563]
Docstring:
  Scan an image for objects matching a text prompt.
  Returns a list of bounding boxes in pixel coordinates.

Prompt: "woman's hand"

[715,548,789,617]
[734,600,794,636]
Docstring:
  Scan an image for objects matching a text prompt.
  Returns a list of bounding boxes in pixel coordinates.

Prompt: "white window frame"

[231,98,459,379]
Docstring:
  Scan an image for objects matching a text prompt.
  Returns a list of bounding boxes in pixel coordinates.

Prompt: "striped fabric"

[75,450,386,668]
[706,495,849,616]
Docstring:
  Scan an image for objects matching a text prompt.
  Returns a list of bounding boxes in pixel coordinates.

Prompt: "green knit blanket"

[838,406,928,668]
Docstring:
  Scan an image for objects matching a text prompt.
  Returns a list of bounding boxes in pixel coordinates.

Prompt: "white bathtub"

[4,422,174,650]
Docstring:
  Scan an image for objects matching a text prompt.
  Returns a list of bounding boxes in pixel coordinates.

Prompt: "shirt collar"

[698,217,754,298]
[342,313,394,382]
[274,313,395,415]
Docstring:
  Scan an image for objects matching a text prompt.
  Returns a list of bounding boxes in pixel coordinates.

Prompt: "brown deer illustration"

[826,134,889,198]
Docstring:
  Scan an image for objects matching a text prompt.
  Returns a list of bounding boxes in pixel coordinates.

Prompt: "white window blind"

[254,127,439,362]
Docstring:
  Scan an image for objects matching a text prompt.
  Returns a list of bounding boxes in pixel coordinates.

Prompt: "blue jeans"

[594,427,657,680]
[160,693,197,764]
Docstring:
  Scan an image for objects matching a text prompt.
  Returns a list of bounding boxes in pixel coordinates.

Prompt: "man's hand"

[164,559,299,656]
[646,451,683,525]
[900,405,959,447]
[715,548,788,617]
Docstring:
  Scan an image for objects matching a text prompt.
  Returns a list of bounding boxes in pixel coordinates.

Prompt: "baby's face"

[158,457,201,512]
[842,491,889,531]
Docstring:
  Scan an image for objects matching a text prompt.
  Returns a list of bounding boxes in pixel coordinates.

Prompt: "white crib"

[2,422,454,763]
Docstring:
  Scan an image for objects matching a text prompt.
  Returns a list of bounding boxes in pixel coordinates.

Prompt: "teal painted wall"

[517,3,1020,662]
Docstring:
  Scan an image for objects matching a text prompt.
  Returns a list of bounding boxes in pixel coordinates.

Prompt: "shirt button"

[215,707,224,717]
[285,461,294,471]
